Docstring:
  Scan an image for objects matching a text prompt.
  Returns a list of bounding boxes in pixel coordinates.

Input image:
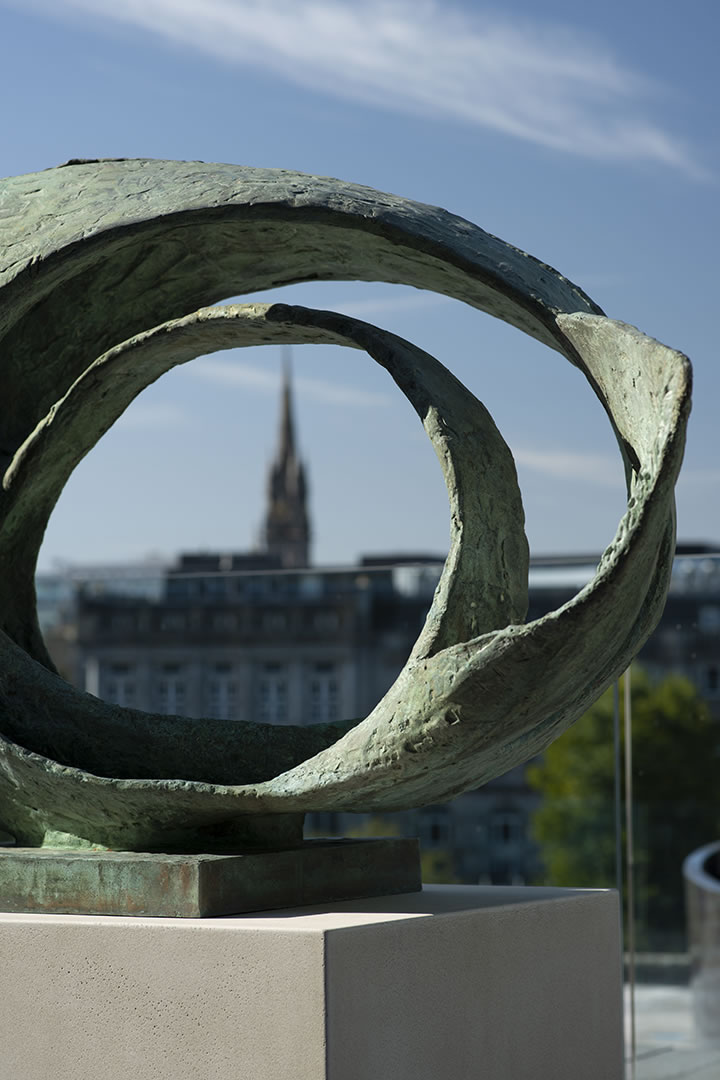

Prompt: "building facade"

[70,559,435,727]
[44,545,719,885]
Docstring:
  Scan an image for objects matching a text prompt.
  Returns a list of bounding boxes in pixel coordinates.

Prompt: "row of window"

[100,662,341,722]
[257,676,340,723]
[419,810,527,849]
[313,809,528,851]
[95,609,343,635]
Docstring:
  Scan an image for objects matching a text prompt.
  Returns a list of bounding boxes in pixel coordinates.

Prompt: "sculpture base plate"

[0,837,421,917]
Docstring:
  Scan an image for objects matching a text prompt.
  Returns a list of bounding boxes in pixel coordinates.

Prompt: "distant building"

[60,549,543,884]
[44,543,720,883]
[526,545,720,721]
[69,558,435,721]
[37,360,720,882]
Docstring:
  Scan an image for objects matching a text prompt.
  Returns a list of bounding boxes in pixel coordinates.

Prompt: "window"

[158,671,186,715]
[422,808,451,847]
[309,664,340,722]
[314,611,339,632]
[257,666,289,724]
[208,676,238,720]
[489,859,525,886]
[699,605,720,633]
[490,810,524,848]
[299,575,323,598]
[105,665,135,707]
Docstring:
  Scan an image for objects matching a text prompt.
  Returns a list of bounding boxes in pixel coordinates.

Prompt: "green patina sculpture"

[0,159,691,855]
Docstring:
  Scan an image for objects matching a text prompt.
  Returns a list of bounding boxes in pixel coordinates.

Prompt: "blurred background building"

[36,365,720,890]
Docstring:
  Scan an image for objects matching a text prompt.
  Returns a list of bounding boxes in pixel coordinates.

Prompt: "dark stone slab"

[0,838,421,917]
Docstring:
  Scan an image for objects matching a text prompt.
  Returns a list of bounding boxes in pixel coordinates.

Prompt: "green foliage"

[342,816,402,839]
[527,670,720,949]
[421,849,461,884]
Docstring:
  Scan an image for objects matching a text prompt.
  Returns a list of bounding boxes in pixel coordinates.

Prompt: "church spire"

[278,346,295,463]
[262,348,311,568]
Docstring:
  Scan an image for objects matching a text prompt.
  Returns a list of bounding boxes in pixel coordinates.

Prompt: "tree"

[527,669,720,950]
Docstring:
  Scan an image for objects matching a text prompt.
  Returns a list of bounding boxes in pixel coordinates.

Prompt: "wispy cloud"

[114,401,188,430]
[26,0,704,176]
[182,357,391,407]
[226,288,452,320]
[340,291,452,319]
[514,447,621,487]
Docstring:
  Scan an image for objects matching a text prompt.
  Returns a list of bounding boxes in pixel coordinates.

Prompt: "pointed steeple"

[277,347,295,464]
[262,348,311,568]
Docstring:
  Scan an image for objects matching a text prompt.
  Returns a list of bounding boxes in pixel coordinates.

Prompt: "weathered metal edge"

[0,837,421,917]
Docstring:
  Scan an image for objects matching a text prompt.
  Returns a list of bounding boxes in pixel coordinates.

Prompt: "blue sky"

[2,0,718,570]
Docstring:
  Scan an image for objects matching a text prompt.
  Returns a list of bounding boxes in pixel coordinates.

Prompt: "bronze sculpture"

[0,159,691,862]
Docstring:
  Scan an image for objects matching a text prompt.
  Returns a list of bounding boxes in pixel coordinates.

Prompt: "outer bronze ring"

[0,161,690,849]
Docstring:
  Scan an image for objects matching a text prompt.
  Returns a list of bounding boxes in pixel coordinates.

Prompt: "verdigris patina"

[0,159,691,862]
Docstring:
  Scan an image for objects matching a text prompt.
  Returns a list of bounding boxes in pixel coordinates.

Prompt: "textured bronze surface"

[0,159,691,857]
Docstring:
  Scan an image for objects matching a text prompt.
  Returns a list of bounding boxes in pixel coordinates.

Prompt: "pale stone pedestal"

[0,884,623,1080]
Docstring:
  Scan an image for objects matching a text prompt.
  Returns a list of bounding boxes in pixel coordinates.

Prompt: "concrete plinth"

[0,884,623,1080]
